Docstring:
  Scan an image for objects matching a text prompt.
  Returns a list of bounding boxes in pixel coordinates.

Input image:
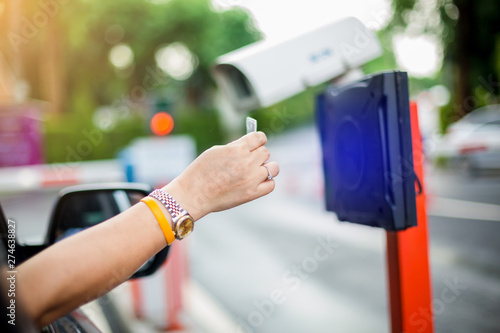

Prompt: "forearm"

[14,132,278,328]
[17,201,167,327]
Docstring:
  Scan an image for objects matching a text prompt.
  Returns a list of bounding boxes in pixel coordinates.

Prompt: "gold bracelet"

[140,197,175,245]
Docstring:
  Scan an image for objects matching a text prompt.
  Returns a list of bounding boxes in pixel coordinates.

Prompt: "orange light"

[150,112,174,136]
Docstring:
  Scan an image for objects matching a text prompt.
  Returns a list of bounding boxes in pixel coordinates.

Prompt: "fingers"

[252,146,270,165]
[261,161,280,181]
[235,131,267,151]
[252,164,278,201]
[256,177,276,197]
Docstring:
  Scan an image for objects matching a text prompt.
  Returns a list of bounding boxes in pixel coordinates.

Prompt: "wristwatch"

[149,189,194,240]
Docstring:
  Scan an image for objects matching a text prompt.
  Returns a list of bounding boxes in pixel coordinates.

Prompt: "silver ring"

[263,164,273,181]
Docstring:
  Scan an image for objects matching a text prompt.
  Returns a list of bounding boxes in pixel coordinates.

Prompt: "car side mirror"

[46,182,170,279]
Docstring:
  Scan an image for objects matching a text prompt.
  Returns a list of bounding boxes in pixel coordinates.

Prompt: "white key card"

[246,117,257,134]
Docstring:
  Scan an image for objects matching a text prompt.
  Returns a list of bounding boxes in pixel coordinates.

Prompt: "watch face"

[176,215,194,239]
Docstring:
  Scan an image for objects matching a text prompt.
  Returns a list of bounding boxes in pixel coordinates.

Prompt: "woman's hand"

[163,132,279,220]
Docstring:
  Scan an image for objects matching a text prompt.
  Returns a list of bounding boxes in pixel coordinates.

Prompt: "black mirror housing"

[46,182,170,279]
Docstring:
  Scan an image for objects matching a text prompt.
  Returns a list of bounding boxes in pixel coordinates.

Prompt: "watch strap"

[149,189,189,223]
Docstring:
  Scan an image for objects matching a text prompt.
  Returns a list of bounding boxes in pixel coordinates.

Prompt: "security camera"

[212,17,382,113]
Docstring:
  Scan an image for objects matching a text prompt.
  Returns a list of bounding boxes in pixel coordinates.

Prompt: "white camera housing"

[212,17,382,113]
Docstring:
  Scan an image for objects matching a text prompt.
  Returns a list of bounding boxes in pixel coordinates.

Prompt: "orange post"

[164,243,186,331]
[386,102,434,333]
[130,279,144,319]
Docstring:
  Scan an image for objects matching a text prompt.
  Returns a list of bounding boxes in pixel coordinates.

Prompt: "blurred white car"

[433,105,500,173]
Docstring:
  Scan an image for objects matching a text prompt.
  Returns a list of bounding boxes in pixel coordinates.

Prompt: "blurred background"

[1,0,500,332]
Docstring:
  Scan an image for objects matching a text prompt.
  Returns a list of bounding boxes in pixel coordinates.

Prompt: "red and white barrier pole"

[129,239,190,330]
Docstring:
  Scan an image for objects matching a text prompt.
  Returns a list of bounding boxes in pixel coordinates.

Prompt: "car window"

[474,121,500,133]
[487,120,500,126]
[461,106,500,124]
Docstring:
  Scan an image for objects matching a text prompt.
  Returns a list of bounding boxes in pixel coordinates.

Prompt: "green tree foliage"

[58,0,261,110]
[388,0,500,125]
[1,0,261,161]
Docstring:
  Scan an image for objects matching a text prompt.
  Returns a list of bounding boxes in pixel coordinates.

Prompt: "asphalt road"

[426,168,500,333]
[1,125,499,332]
